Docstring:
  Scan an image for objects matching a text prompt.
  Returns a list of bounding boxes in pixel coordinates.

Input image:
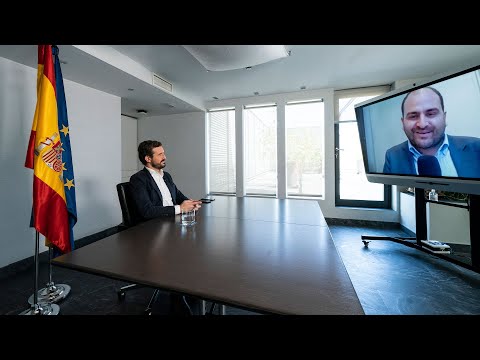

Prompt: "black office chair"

[116,182,217,315]
[116,182,161,315]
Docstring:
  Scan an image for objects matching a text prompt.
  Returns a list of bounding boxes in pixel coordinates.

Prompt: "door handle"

[335,147,344,159]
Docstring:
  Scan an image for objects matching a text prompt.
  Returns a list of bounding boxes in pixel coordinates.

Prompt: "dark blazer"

[383,135,480,177]
[129,167,189,219]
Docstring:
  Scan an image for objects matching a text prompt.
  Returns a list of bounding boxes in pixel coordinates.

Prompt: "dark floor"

[328,221,480,315]
[2,222,480,315]
[0,261,257,315]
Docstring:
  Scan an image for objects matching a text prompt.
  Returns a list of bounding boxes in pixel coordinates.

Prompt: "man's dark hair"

[138,140,162,165]
[401,86,445,117]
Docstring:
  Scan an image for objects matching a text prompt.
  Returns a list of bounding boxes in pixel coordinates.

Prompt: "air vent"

[152,73,173,92]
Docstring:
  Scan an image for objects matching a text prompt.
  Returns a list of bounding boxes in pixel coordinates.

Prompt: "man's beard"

[152,161,166,170]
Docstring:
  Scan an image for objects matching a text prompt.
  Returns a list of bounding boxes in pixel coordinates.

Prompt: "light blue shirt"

[407,135,458,177]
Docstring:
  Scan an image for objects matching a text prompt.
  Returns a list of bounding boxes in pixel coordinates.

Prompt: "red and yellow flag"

[25,45,70,253]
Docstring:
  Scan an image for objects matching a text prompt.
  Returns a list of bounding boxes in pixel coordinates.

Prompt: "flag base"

[28,283,71,305]
[19,303,60,315]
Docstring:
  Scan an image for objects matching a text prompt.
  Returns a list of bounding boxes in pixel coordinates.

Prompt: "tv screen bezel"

[354,63,480,196]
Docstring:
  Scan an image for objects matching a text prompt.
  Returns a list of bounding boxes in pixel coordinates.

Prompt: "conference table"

[52,196,364,315]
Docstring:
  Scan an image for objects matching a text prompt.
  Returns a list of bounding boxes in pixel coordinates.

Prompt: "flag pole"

[27,245,71,305]
[20,231,59,315]
[22,45,75,314]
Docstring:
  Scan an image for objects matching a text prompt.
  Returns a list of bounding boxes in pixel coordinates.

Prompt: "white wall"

[427,202,470,245]
[400,191,470,245]
[399,191,416,233]
[0,56,122,268]
[137,112,207,200]
[121,115,138,182]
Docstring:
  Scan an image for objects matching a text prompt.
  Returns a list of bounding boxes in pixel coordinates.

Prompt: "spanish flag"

[25,45,77,254]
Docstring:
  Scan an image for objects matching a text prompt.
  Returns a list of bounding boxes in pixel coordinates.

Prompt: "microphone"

[417,155,442,176]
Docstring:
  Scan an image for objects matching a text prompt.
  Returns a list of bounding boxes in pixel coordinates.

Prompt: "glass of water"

[181,209,196,226]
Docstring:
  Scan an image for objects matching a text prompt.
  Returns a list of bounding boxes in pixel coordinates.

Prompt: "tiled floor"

[1,222,480,315]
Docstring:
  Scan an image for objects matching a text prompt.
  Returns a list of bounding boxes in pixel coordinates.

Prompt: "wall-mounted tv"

[355,64,480,196]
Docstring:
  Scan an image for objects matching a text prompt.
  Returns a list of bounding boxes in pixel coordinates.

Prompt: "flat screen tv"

[355,64,480,196]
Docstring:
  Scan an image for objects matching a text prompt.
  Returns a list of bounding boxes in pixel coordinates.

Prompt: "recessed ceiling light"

[128,88,134,91]
[245,66,252,70]
[212,96,219,100]
[136,109,148,115]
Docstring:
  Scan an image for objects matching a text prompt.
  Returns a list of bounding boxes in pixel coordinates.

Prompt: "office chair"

[116,182,160,315]
[116,182,219,315]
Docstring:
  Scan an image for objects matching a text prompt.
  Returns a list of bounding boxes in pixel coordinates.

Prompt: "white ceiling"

[1,45,480,119]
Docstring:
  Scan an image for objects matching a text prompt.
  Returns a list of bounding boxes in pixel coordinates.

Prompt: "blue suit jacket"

[383,135,480,178]
[129,167,189,220]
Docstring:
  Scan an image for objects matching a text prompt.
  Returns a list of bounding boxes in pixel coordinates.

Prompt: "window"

[335,87,392,208]
[208,108,236,194]
[207,94,325,201]
[244,104,277,196]
[286,99,324,198]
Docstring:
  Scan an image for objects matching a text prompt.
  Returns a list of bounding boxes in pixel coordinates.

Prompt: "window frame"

[334,86,392,209]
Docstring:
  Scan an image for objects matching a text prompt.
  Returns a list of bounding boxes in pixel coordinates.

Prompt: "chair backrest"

[116,182,140,228]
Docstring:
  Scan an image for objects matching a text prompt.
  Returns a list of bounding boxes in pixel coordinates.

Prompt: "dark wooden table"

[52,196,364,315]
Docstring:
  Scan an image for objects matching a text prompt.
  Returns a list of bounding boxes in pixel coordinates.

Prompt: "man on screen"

[383,86,480,177]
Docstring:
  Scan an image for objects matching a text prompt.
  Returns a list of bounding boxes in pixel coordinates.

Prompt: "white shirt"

[145,167,181,215]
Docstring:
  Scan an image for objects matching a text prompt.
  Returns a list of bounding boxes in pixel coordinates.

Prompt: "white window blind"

[208,109,236,194]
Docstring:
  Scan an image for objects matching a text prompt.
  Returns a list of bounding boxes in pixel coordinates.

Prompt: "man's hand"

[180,199,202,212]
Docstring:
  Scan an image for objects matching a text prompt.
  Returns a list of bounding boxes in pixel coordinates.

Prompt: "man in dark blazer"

[383,135,480,177]
[130,140,202,315]
[383,86,480,177]
[130,140,201,219]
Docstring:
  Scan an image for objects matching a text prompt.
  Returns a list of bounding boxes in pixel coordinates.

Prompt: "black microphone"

[417,155,442,176]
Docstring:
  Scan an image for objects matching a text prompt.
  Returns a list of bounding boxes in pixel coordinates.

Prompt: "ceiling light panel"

[182,45,289,71]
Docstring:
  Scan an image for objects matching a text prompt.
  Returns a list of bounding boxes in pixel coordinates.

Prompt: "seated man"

[130,140,201,219]
[130,140,202,315]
